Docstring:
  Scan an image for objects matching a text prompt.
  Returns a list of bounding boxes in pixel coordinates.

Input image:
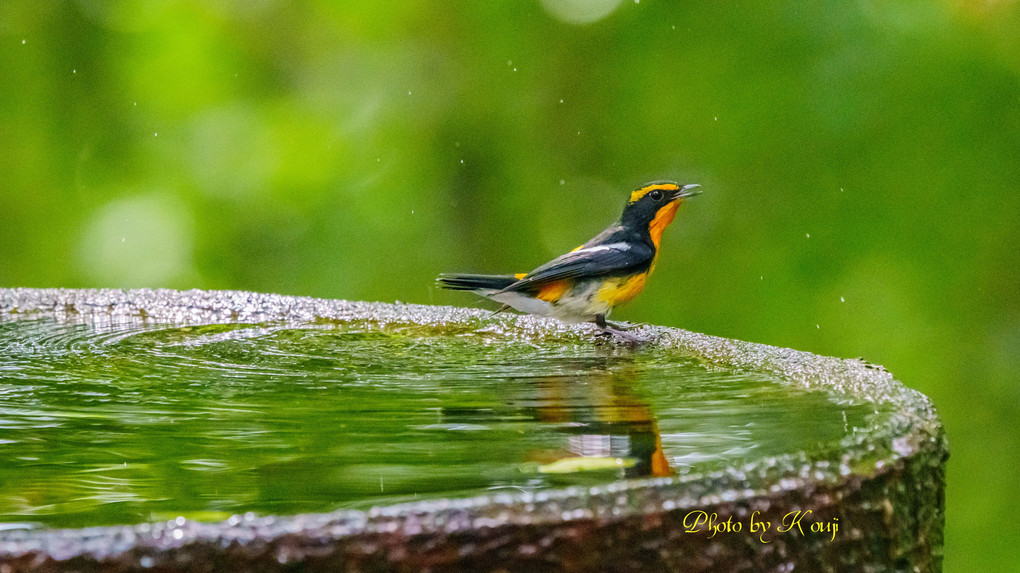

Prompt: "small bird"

[437,180,701,340]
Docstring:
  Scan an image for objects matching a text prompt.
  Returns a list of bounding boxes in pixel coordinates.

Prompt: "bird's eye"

[649,189,663,201]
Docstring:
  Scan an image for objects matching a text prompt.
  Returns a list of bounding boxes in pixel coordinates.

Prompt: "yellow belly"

[595,273,648,307]
[516,274,650,323]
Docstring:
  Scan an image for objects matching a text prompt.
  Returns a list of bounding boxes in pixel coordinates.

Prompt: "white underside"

[478,281,611,323]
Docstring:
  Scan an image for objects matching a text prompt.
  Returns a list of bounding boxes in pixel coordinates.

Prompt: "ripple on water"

[0,315,884,528]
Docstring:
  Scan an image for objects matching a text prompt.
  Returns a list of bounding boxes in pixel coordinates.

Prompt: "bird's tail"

[436,273,520,291]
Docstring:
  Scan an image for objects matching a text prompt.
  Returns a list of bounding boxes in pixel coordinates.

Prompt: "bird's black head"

[619,181,701,245]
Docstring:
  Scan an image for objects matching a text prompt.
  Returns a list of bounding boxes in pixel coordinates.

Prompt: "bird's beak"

[670,184,702,201]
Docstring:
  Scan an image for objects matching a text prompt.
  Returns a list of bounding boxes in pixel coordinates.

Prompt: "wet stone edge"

[0,288,947,570]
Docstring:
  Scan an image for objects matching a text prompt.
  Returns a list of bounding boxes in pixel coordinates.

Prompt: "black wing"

[499,241,654,294]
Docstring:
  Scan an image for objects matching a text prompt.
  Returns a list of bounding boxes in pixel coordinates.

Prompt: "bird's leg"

[594,314,648,343]
[490,304,512,315]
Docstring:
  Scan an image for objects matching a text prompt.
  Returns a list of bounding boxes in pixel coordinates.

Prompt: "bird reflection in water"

[441,358,670,480]
[527,366,671,479]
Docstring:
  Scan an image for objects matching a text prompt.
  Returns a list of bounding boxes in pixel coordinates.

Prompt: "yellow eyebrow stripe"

[629,183,680,204]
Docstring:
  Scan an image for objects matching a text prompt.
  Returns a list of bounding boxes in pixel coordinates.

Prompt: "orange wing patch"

[536,280,571,303]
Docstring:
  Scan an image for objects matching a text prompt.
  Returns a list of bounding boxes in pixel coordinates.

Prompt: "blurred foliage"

[0,0,1017,569]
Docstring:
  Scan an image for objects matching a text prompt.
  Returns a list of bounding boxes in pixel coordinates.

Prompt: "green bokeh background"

[1,1,1017,569]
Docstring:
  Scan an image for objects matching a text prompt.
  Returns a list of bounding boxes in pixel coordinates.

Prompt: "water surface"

[0,316,878,528]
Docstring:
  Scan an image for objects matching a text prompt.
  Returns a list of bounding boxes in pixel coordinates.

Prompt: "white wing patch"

[573,242,631,255]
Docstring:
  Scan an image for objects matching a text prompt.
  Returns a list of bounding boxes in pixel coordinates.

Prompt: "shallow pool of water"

[0,315,879,529]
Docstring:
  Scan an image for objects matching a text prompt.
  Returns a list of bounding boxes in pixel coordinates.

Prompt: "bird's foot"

[605,320,645,332]
[596,326,651,344]
[594,314,651,344]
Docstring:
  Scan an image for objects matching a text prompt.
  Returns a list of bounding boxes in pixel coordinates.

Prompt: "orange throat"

[648,202,679,249]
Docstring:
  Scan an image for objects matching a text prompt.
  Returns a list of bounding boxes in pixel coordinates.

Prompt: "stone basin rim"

[0,287,944,564]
